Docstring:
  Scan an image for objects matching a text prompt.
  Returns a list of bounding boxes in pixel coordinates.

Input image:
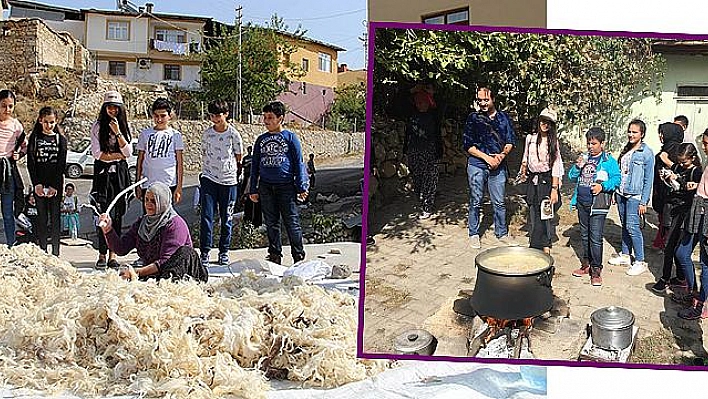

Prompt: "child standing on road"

[0,89,27,245]
[568,127,620,287]
[307,153,316,190]
[652,143,701,293]
[62,182,80,240]
[608,119,654,276]
[199,100,243,266]
[249,101,309,265]
[135,98,184,205]
[27,106,67,256]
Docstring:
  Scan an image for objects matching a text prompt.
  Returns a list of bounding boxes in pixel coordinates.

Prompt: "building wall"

[368,0,547,27]
[621,53,708,158]
[278,81,335,126]
[96,59,201,89]
[0,18,87,81]
[288,39,339,88]
[338,69,366,88]
[85,12,149,54]
[45,19,84,42]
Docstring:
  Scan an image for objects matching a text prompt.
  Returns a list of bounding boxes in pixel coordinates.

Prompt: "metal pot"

[470,247,554,320]
[393,329,437,356]
[590,306,635,350]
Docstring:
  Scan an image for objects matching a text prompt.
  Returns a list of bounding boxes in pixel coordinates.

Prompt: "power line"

[248,8,365,22]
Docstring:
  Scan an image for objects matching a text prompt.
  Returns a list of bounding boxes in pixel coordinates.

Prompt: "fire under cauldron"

[468,246,555,358]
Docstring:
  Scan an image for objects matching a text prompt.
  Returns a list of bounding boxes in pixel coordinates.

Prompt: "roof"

[7,0,211,23]
[7,0,82,17]
[652,40,708,55]
[82,8,211,23]
[277,30,346,52]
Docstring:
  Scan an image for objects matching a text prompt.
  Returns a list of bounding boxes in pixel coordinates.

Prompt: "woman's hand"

[687,182,699,191]
[249,193,259,203]
[638,205,647,216]
[34,184,44,197]
[173,188,182,204]
[98,213,112,234]
[109,118,120,135]
[46,187,58,197]
[550,188,559,205]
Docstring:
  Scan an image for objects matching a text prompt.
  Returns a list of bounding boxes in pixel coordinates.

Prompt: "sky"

[8,0,367,69]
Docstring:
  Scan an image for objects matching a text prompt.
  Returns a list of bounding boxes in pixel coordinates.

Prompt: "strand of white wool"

[0,244,387,398]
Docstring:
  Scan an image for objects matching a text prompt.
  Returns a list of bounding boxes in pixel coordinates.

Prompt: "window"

[164,64,181,81]
[677,85,708,98]
[155,28,186,43]
[302,58,309,72]
[108,61,126,76]
[318,52,331,73]
[107,21,129,41]
[422,8,469,25]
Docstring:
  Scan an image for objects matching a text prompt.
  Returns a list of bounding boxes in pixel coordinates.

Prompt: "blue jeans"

[1,177,15,246]
[259,182,305,261]
[615,194,644,262]
[199,176,237,255]
[467,163,507,237]
[577,202,607,269]
[675,227,708,301]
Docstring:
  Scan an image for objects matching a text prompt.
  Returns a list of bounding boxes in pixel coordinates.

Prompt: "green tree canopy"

[326,83,366,132]
[374,28,666,142]
[199,15,305,117]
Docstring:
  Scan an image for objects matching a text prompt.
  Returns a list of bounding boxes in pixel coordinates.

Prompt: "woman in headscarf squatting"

[98,182,208,282]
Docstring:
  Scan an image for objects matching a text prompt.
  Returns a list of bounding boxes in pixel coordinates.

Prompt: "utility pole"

[236,4,243,123]
[362,19,368,67]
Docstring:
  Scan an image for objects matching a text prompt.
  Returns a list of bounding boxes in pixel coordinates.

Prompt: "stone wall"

[0,19,88,82]
[69,78,169,119]
[61,118,364,172]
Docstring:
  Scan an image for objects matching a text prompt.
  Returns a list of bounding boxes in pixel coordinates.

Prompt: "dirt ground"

[363,167,708,366]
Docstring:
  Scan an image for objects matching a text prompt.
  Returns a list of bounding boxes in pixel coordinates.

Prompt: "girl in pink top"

[519,108,564,254]
[0,90,27,245]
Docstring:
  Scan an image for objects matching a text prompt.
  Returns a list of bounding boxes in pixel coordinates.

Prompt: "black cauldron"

[470,246,554,320]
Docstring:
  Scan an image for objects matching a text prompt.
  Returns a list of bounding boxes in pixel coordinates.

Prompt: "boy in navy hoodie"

[248,101,309,265]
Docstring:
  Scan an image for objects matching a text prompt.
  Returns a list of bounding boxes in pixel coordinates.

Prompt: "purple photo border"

[357,20,708,373]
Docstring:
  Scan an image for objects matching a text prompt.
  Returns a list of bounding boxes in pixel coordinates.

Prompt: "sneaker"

[218,252,230,266]
[669,277,689,290]
[497,235,516,246]
[678,300,708,320]
[469,235,481,249]
[572,260,590,277]
[651,278,668,293]
[626,261,648,276]
[670,288,695,306]
[608,253,632,266]
[200,251,210,266]
[95,258,107,270]
[591,274,603,286]
[266,253,282,265]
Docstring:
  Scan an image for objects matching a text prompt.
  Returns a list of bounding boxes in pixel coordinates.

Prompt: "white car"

[65,138,138,181]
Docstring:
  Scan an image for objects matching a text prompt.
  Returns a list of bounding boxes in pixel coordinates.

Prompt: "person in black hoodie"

[27,106,67,256]
[652,143,702,292]
[403,86,443,219]
[652,122,684,250]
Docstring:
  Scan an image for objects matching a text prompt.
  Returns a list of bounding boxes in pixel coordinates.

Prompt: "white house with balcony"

[7,0,211,89]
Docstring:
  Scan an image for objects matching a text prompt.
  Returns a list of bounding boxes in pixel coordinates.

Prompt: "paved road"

[2,157,363,251]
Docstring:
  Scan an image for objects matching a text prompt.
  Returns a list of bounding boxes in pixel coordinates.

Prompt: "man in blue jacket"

[462,87,516,249]
[249,101,309,265]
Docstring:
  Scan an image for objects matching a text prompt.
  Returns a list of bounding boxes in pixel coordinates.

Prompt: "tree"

[373,28,666,146]
[199,15,306,116]
[326,83,366,132]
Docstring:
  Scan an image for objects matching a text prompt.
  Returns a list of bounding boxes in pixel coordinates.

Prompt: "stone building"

[0,18,89,82]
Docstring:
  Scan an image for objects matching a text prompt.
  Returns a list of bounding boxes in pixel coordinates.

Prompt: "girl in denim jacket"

[609,119,654,276]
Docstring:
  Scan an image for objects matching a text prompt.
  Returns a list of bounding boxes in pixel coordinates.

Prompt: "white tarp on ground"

[0,361,545,398]
[268,360,546,399]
